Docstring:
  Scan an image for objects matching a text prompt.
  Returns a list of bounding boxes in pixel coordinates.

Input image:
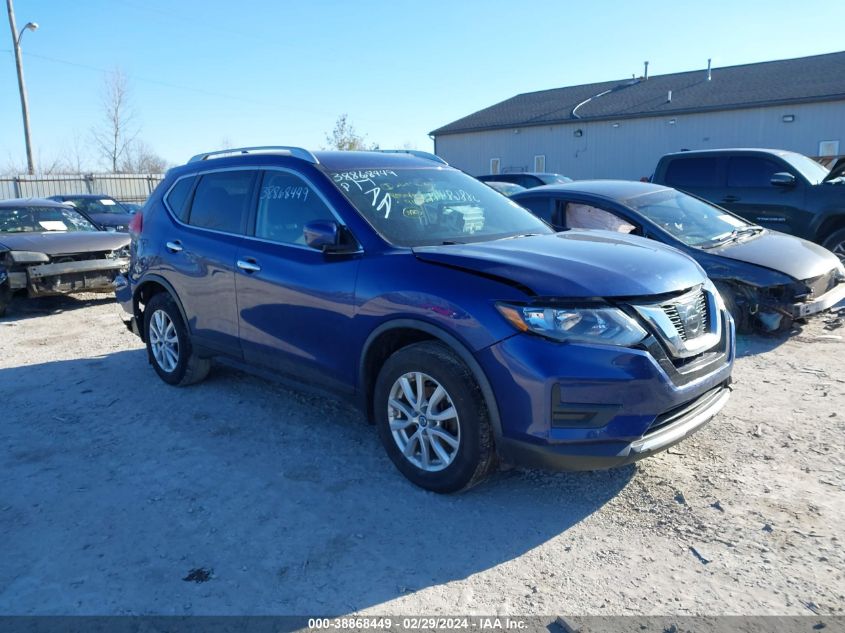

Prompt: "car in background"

[120,201,143,214]
[117,146,733,492]
[652,149,845,260]
[48,194,134,232]
[483,181,527,197]
[0,198,130,317]
[477,172,572,188]
[512,181,845,333]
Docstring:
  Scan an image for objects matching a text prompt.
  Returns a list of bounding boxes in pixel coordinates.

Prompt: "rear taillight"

[128,212,143,236]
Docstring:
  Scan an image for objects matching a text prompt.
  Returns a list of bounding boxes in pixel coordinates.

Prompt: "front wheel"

[822,227,845,263]
[144,292,211,386]
[374,341,495,493]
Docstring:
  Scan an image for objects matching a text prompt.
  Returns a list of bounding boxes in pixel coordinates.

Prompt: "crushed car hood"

[709,231,839,281]
[823,157,845,183]
[0,231,129,256]
[413,230,705,297]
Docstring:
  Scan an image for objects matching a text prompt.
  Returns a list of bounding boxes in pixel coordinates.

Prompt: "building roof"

[431,51,845,136]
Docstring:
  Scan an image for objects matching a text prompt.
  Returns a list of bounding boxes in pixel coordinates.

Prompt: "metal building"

[430,52,845,180]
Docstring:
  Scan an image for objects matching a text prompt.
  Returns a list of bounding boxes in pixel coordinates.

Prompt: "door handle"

[237,259,261,273]
[165,240,183,253]
[721,195,740,203]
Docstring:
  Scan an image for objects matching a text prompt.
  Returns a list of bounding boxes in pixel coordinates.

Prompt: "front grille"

[661,290,709,341]
[49,251,111,263]
[803,269,838,299]
[646,383,728,435]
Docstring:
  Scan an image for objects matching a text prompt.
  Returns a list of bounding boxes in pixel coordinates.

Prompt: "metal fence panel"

[0,174,165,203]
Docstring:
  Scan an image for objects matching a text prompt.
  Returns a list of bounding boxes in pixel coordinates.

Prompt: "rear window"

[187,170,257,234]
[664,157,721,188]
[165,177,195,221]
[727,157,784,188]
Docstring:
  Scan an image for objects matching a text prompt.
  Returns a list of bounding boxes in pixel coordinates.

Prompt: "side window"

[165,176,195,221]
[727,157,785,188]
[188,170,256,234]
[187,170,257,234]
[664,157,721,188]
[255,171,334,245]
[516,197,555,225]
[563,202,636,234]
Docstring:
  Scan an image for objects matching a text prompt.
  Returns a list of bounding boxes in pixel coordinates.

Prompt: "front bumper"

[9,258,129,297]
[478,312,735,471]
[791,282,845,318]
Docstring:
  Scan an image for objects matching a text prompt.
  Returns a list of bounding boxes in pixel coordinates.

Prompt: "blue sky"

[1,0,842,170]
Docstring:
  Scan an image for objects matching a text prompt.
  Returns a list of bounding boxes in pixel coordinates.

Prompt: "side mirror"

[303,220,358,254]
[771,172,796,187]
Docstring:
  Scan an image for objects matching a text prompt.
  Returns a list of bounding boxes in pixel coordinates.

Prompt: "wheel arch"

[359,319,503,439]
[815,211,845,243]
[132,274,189,342]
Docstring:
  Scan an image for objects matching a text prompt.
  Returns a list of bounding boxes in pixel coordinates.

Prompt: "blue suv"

[117,147,734,492]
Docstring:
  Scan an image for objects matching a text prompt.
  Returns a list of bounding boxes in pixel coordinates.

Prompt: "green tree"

[324,114,378,150]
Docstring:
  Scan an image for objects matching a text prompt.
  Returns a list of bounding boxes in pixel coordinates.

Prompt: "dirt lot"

[0,294,843,616]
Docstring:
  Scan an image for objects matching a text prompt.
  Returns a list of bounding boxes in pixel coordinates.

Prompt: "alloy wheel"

[148,309,179,373]
[387,371,461,472]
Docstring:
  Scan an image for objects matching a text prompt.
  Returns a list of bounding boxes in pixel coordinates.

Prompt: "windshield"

[0,206,99,233]
[626,189,754,247]
[538,174,572,185]
[781,152,830,185]
[329,167,552,247]
[64,197,128,215]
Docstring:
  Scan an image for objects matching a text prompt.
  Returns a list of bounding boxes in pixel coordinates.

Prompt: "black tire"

[714,282,750,334]
[374,341,495,493]
[143,292,211,386]
[822,227,845,262]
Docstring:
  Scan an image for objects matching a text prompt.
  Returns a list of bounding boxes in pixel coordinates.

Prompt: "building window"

[534,155,546,173]
[819,141,840,157]
[490,158,500,175]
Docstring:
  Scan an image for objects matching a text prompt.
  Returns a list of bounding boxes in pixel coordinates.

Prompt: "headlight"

[496,303,647,346]
[9,250,50,264]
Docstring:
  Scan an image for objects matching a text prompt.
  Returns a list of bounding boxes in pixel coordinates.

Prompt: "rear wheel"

[144,292,210,386]
[822,227,845,263]
[374,341,495,493]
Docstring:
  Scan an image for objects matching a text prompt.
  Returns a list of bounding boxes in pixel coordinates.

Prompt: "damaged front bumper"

[791,282,845,318]
[7,258,130,297]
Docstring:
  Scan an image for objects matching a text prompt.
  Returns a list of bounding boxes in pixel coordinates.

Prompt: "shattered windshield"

[329,167,552,247]
[626,189,756,247]
[0,206,99,233]
[65,197,128,215]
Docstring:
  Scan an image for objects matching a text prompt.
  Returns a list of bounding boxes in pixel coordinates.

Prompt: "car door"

[161,168,258,357]
[661,155,726,208]
[235,168,360,393]
[724,155,809,234]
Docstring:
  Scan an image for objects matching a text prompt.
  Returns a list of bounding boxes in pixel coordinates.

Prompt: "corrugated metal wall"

[0,174,165,202]
[435,101,845,179]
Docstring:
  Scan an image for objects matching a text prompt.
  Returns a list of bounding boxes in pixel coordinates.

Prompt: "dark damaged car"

[0,199,130,317]
[513,181,845,332]
[48,194,134,232]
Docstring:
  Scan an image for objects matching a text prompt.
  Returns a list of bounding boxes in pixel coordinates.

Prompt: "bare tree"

[120,139,168,173]
[324,114,377,151]
[91,68,138,173]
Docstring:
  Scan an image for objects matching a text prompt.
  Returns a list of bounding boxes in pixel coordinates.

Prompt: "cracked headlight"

[9,250,50,264]
[496,303,647,346]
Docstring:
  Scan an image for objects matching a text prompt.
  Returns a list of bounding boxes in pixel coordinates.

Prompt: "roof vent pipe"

[644,61,649,80]
[707,58,712,81]
[667,90,672,102]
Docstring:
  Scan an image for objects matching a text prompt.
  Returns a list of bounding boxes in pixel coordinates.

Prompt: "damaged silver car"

[0,199,130,317]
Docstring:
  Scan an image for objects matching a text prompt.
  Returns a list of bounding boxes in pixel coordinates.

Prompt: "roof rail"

[376,149,448,165]
[188,146,319,164]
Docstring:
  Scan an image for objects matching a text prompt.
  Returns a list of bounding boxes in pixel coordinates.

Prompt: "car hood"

[823,157,845,183]
[413,230,705,297]
[0,231,129,256]
[88,212,133,227]
[708,231,839,281]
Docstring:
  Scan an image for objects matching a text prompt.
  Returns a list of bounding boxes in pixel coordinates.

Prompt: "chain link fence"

[0,173,166,203]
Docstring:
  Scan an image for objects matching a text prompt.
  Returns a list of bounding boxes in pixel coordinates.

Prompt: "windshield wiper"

[498,232,545,241]
[699,226,763,248]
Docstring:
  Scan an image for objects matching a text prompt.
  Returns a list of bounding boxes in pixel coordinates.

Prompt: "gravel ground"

[0,294,843,616]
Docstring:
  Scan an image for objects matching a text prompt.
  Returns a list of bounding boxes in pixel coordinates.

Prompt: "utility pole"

[6,0,36,175]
